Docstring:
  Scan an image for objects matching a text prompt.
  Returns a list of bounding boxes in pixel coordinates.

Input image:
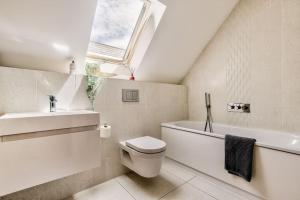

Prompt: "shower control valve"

[227,103,250,113]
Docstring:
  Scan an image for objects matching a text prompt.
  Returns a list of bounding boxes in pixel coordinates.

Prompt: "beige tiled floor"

[66,158,261,200]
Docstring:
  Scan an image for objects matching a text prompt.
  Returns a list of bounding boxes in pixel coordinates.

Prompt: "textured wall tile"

[69,75,91,110]
[0,67,39,113]
[183,0,300,134]
[37,72,76,112]
[281,0,300,131]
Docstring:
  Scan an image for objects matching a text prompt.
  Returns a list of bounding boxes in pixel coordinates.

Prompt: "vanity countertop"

[0,110,99,136]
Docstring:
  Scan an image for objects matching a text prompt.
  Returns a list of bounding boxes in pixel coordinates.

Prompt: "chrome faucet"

[49,95,57,112]
[204,93,213,133]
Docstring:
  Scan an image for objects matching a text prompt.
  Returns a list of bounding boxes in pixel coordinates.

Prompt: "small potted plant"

[85,62,103,110]
[85,61,117,110]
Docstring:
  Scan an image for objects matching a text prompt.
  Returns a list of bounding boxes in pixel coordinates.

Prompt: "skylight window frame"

[87,0,151,65]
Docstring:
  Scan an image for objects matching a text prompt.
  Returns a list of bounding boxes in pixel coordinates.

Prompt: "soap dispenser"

[69,58,76,74]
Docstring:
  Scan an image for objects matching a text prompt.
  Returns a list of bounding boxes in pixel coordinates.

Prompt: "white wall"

[183,0,300,134]
[0,66,188,199]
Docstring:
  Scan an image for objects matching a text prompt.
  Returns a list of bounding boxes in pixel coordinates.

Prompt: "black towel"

[225,134,256,182]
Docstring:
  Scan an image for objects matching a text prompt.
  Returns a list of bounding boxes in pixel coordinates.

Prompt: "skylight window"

[87,0,149,63]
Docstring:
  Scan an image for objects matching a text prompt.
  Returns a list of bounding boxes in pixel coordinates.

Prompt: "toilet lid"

[125,136,166,154]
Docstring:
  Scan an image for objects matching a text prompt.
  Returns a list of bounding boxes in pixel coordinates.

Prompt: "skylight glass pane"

[90,0,144,51]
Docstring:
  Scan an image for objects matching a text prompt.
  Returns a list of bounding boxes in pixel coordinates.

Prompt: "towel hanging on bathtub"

[225,134,256,182]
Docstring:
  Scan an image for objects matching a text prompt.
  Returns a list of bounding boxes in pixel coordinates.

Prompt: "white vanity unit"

[0,111,101,196]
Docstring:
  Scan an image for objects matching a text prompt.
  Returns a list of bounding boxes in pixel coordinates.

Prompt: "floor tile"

[65,179,134,200]
[161,183,216,200]
[162,158,197,181]
[195,173,262,200]
[64,158,261,200]
[189,176,243,200]
[116,170,185,200]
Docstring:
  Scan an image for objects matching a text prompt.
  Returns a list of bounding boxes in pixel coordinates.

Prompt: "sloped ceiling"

[0,0,238,83]
[0,0,97,73]
[135,0,239,84]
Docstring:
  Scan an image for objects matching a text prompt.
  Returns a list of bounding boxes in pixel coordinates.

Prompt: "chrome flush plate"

[122,89,139,102]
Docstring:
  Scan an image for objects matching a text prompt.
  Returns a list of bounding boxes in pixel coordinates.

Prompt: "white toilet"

[119,136,167,178]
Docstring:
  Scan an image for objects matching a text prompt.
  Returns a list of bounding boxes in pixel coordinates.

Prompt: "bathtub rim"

[161,121,300,156]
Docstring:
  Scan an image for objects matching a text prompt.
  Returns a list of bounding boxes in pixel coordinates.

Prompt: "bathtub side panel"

[161,127,300,200]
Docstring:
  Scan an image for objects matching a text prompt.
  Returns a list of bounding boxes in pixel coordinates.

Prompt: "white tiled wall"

[183,0,300,134]
[0,67,89,114]
[0,66,188,200]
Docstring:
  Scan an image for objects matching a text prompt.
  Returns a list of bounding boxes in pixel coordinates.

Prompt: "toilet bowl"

[119,136,166,178]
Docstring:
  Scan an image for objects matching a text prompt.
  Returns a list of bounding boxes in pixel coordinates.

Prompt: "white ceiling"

[135,0,239,84]
[0,0,238,83]
[0,0,97,73]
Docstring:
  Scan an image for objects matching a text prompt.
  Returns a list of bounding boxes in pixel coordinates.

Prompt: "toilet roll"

[100,124,111,138]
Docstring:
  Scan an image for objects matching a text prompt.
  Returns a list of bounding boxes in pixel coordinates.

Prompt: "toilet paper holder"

[99,123,111,138]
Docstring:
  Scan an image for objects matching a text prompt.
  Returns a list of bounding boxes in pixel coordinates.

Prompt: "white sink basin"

[0,110,101,196]
[0,110,99,136]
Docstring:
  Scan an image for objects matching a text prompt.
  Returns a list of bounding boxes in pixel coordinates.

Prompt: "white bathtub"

[161,121,300,200]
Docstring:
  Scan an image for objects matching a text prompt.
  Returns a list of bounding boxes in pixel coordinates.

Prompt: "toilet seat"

[120,136,166,178]
[125,136,166,154]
